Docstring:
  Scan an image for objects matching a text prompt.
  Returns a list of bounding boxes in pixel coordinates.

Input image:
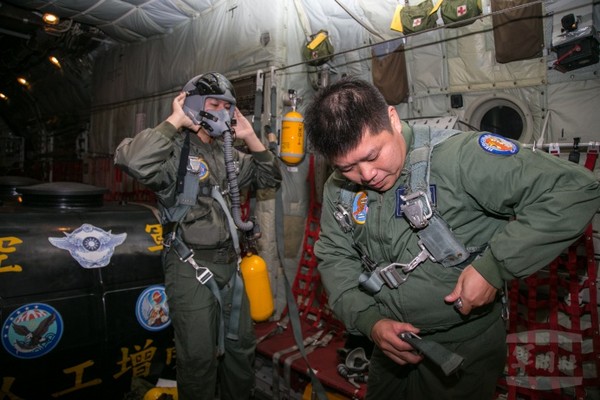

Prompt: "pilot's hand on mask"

[233,108,255,141]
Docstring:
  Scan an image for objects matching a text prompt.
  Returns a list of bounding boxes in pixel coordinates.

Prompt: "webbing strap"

[176,131,190,194]
[271,330,323,400]
[206,277,226,355]
[210,186,244,340]
[283,331,335,398]
[253,70,264,137]
[274,173,329,400]
[407,125,432,195]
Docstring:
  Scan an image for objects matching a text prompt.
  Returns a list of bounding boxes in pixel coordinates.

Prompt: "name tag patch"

[395,185,437,218]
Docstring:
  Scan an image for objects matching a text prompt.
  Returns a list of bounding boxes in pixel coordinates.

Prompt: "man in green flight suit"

[115,72,281,400]
[304,76,600,400]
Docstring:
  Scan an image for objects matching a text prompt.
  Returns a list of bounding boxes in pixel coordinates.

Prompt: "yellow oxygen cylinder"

[143,387,178,400]
[280,109,305,165]
[240,252,274,321]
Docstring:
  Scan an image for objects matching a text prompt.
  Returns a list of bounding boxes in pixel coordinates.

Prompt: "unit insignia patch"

[49,223,127,269]
[136,285,171,331]
[2,303,64,359]
[352,191,369,224]
[478,133,519,155]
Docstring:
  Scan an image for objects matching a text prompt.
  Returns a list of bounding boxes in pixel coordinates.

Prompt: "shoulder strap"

[406,124,461,200]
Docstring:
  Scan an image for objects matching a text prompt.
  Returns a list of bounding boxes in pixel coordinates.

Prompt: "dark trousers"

[163,250,256,400]
[366,316,507,400]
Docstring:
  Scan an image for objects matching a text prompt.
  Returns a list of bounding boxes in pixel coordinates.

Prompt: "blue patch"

[198,160,209,181]
[395,185,437,217]
[478,133,519,155]
[351,191,369,224]
[2,303,64,359]
[48,223,127,269]
[136,285,171,332]
[189,156,210,181]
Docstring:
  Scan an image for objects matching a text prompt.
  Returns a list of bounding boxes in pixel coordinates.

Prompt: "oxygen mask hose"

[223,127,254,232]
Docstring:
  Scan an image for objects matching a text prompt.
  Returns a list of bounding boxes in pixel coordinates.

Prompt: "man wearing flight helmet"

[115,72,282,399]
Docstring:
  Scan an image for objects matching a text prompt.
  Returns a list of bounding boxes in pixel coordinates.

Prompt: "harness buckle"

[188,257,214,284]
[402,243,433,273]
[334,204,354,233]
[378,263,408,288]
[400,190,433,229]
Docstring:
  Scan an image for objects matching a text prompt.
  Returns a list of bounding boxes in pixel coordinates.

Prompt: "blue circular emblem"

[351,191,369,224]
[478,133,519,155]
[2,303,64,359]
[136,285,171,331]
[198,160,210,181]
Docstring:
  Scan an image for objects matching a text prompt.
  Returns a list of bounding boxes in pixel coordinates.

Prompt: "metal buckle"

[334,204,353,233]
[187,256,214,284]
[401,242,433,273]
[400,190,432,229]
[378,263,408,288]
[195,266,213,285]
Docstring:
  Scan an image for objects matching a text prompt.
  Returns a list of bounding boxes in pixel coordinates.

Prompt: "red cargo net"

[500,150,599,400]
[288,154,344,333]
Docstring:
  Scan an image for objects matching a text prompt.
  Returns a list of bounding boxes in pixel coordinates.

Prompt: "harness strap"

[271,330,324,400]
[176,131,190,194]
[163,235,226,355]
[402,125,470,268]
[283,331,335,398]
[210,186,244,340]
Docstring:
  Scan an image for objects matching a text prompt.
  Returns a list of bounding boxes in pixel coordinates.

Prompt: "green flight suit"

[115,121,282,400]
[315,123,600,400]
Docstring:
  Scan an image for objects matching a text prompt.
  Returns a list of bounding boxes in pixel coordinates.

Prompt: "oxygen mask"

[197,108,235,138]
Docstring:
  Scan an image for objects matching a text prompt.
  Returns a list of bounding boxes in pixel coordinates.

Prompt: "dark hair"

[304,76,392,160]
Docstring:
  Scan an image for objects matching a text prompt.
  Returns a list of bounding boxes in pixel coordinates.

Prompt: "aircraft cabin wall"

[393,0,599,148]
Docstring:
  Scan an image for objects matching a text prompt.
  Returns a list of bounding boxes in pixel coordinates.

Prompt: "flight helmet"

[182,72,236,135]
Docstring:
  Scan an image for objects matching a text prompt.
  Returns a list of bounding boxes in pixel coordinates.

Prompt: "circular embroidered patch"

[352,191,369,224]
[2,303,64,359]
[136,285,171,331]
[478,133,519,155]
[198,160,210,181]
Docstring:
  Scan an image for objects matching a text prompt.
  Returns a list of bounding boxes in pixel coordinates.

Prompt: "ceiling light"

[49,56,62,69]
[43,13,60,25]
[17,77,29,87]
[0,93,8,101]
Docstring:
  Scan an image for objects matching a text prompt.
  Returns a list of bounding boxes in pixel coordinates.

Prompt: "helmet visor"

[187,73,233,97]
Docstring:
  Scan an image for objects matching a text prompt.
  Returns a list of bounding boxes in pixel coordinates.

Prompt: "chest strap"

[336,125,475,294]
[400,125,470,268]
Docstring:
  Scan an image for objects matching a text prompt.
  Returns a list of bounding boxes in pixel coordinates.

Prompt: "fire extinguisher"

[240,251,274,321]
[279,90,305,166]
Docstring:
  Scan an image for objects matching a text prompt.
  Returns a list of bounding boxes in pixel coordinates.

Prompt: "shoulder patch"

[351,191,369,224]
[478,133,519,155]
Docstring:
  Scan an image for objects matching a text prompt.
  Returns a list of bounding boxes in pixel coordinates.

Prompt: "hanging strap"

[210,186,245,339]
[274,183,329,400]
[292,0,313,41]
[176,131,190,194]
[253,70,264,139]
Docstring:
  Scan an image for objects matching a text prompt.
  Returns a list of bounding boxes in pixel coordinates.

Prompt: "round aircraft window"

[464,94,533,143]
